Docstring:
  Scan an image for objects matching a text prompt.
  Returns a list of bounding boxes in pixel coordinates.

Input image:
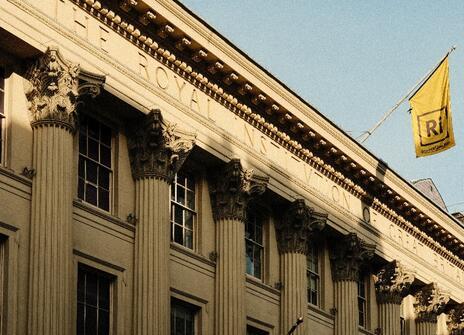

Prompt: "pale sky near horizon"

[179,0,464,213]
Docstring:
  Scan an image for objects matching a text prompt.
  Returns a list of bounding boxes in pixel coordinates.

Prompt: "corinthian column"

[209,159,268,334]
[330,233,375,335]
[414,283,449,335]
[276,199,327,335]
[375,260,415,335]
[447,303,464,335]
[24,47,80,335]
[127,110,195,335]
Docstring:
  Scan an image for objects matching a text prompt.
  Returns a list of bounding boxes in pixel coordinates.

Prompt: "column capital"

[414,283,450,323]
[276,199,327,255]
[209,159,268,221]
[330,233,376,281]
[127,109,196,182]
[25,47,79,131]
[375,260,415,304]
[447,304,464,335]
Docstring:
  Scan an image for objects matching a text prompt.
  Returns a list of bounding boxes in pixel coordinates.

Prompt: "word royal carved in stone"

[25,47,80,131]
[276,199,327,255]
[127,109,196,181]
[374,260,415,304]
[414,283,450,323]
[209,159,269,221]
[330,233,376,281]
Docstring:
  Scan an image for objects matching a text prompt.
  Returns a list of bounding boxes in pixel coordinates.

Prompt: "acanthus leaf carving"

[127,109,196,181]
[209,159,268,221]
[374,260,415,304]
[330,233,376,281]
[25,47,80,131]
[276,199,327,255]
[448,303,464,335]
[414,283,450,323]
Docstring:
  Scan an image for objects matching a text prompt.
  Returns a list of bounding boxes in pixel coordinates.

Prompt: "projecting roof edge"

[64,0,464,262]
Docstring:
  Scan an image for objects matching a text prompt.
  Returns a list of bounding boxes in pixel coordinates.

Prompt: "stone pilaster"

[209,159,268,334]
[24,47,79,335]
[127,110,196,335]
[414,283,450,335]
[330,233,376,335]
[276,199,326,335]
[447,304,464,335]
[375,260,415,335]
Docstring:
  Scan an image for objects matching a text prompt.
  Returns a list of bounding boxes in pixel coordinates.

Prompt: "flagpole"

[357,45,456,144]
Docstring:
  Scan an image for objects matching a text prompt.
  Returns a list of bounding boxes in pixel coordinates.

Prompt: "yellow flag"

[409,57,455,157]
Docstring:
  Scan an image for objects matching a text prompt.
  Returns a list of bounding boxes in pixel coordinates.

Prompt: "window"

[245,210,264,279]
[171,300,196,335]
[400,316,405,335]
[0,68,5,165]
[358,276,367,328]
[246,325,268,335]
[307,243,320,306]
[77,264,113,335]
[78,115,112,211]
[170,173,196,249]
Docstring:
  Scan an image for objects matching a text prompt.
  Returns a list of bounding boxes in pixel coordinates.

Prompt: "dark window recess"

[307,243,320,306]
[78,115,112,211]
[170,173,196,249]
[358,277,367,328]
[247,325,269,335]
[77,264,112,335]
[245,211,264,279]
[171,300,196,335]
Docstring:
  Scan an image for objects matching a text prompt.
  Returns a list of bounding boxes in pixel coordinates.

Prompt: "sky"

[179,0,464,213]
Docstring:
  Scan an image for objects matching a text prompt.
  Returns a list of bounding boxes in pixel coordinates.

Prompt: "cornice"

[17,0,464,269]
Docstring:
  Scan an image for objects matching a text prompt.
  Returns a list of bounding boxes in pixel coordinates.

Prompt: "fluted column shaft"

[28,125,73,335]
[416,321,436,335]
[133,178,170,335]
[334,279,358,335]
[280,252,307,335]
[379,303,401,335]
[215,218,246,334]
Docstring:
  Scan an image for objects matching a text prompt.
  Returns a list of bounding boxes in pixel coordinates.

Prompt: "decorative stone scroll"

[209,159,269,221]
[25,47,79,131]
[127,109,196,181]
[375,260,415,304]
[330,233,376,281]
[414,283,450,323]
[448,304,464,335]
[276,199,327,255]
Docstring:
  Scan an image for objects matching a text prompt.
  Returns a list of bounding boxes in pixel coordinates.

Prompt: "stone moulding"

[42,0,464,268]
[126,109,196,182]
[374,260,415,304]
[276,199,327,255]
[209,159,269,222]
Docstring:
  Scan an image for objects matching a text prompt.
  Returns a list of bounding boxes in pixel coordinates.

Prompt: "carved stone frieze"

[374,260,415,304]
[209,159,268,221]
[276,199,327,255]
[127,109,196,181]
[330,233,376,281]
[25,47,79,131]
[448,304,464,335]
[414,283,450,323]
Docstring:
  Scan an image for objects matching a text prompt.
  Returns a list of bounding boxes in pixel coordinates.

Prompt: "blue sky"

[179,0,464,212]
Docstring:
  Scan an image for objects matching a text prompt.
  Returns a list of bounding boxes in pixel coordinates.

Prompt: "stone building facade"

[0,1,463,334]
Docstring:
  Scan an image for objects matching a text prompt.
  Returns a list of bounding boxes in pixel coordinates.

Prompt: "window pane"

[175,206,183,224]
[85,306,97,335]
[86,160,98,184]
[86,273,98,306]
[99,277,110,310]
[99,169,110,190]
[185,229,193,249]
[185,211,193,229]
[100,125,111,146]
[100,145,111,168]
[77,271,85,303]
[88,121,99,139]
[79,134,87,155]
[77,303,85,335]
[187,190,195,209]
[88,138,99,161]
[176,185,185,205]
[98,310,109,335]
[99,189,109,211]
[86,185,98,206]
[78,178,85,200]
[174,224,183,245]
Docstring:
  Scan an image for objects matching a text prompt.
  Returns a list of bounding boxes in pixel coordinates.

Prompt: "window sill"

[246,274,280,296]
[170,242,216,267]
[359,326,375,335]
[308,303,334,321]
[73,199,135,232]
